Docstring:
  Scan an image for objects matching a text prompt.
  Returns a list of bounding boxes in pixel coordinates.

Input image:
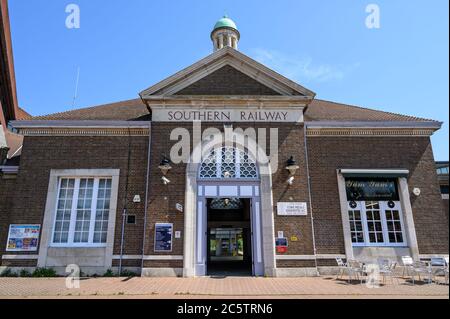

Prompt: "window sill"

[49,244,107,248]
[352,244,408,248]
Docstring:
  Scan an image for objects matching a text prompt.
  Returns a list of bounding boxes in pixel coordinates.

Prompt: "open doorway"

[206,198,252,276]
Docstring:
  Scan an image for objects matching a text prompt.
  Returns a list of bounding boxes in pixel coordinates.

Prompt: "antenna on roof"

[71,66,80,108]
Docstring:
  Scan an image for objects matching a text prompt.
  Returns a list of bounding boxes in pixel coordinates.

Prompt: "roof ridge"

[313,98,438,123]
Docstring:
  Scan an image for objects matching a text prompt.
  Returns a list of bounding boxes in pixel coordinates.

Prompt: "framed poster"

[6,224,40,252]
[154,223,173,252]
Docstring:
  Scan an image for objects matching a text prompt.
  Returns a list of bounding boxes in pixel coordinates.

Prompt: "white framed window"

[348,202,364,243]
[51,177,112,247]
[347,200,406,247]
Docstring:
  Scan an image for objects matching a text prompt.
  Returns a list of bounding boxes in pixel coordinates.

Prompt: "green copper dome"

[213,16,238,31]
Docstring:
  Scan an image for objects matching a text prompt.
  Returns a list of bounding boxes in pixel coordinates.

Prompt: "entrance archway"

[183,134,276,277]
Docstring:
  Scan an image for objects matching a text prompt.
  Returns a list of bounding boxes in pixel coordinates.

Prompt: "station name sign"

[152,107,304,122]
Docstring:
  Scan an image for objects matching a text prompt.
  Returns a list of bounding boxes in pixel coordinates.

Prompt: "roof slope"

[304,99,438,123]
[31,98,438,124]
[33,99,149,121]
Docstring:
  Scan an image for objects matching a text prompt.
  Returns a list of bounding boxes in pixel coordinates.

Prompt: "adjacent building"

[0,0,29,168]
[0,16,448,277]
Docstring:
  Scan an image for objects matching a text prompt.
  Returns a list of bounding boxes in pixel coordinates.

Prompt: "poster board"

[6,224,40,251]
[154,223,173,252]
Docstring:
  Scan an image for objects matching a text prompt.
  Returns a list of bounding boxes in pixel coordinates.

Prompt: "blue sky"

[8,0,449,160]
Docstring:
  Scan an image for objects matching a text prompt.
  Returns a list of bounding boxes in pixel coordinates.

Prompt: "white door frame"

[195,182,264,276]
[183,139,276,277]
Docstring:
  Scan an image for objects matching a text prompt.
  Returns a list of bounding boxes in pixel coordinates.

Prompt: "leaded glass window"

[199,147,258,179]
[210,198,243,210]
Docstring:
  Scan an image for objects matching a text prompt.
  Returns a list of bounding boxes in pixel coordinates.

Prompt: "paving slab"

[0,276,448,299]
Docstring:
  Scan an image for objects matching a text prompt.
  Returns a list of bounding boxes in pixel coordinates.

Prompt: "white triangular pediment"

[140,47,315,98]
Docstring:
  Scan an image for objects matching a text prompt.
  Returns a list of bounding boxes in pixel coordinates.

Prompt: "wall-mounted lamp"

[158,157,172,176]
[161,176,171,185]
[287,176,295,185]
[285,156,299,176]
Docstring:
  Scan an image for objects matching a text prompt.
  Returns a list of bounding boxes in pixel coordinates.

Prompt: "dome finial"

[211,15,240,52]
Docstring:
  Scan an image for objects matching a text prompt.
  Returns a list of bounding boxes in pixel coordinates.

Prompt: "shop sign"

[6,225,40,251]
[345,178,399,201]
[154,223,173,252]
[277,202,308,216]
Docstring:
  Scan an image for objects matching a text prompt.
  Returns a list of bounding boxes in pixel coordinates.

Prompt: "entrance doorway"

[206,198,252,276]
[193,146,266,277]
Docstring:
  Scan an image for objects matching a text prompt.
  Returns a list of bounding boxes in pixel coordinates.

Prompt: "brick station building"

[0,16,448,277]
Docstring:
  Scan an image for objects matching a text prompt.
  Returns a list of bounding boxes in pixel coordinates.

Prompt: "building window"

[348,203,364,243]
[385,207,404,243]
[345,178,406,247]
[365,201,384,243]
[52,177,112,246]
[347,200,406,246]
[436,167,449,175]
[199,146,258,179]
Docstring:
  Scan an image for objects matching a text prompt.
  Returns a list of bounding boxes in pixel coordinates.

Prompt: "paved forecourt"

[0,276,448,299]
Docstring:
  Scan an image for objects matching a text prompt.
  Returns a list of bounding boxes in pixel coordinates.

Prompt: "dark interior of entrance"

[206,198,252,276]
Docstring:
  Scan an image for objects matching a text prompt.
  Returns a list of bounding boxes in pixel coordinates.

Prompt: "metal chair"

[411,261,432,285]
[378,259,398,285]
[401,256,414,277]
[444,257,449,285]
[430,257,447,284]
[335,257,348,280]
[347,259,365,284]
[444,264,449,285]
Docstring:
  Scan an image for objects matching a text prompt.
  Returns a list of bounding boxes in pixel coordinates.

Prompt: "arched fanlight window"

[199,146,258,179]
[209,198,243,210]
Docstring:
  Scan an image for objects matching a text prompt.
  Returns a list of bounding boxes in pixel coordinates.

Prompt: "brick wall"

[1,128,447,271]
[174,65,281,96]
[146,122,314,260]
[443,198,449,228]
[0,176,16,260]
[0,135,149,262]
[307,136,449,255]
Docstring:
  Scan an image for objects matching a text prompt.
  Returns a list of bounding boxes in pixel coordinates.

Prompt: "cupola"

[211,15,240,51]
